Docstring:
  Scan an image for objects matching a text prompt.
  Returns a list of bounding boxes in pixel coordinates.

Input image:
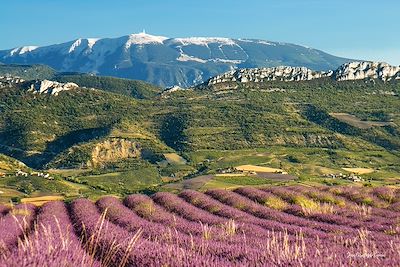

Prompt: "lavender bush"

[0,186,398,266]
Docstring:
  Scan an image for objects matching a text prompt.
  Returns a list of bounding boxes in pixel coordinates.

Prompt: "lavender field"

[0,186,399,266]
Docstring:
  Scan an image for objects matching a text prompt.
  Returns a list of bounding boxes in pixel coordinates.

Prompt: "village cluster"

[323,173,364,182]
[217,167,288,175]
[217,167,256,175]
[10,170,54,180]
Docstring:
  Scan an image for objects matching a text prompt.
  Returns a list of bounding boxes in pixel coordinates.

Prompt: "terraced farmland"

[0,186,399,266]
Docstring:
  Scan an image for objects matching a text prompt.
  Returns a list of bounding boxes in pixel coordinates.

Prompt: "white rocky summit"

[29,80,79,96]
[206,66,332,85]
[9,46,39,56]
[125,32,168,48]
[202,61,400,86]
[334,62,400,81]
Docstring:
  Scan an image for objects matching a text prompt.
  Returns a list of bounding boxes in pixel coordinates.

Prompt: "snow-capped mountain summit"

[9,46,39,56]
[168,37,236,46]
[68,38,99,53]
[122,32,169,50]
[0,32,353,87]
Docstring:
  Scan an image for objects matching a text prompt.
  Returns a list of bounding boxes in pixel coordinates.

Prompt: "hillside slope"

[1,73,399,165]
[0,80,168,169]
[0,64,162,99]
[0,64,55,80]
[0,69,399,199]
[54,74,162,99]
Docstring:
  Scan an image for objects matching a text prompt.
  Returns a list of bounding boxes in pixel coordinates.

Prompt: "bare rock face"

[205,66,332,86]
[0,76,25,89]
[161,85,185,96]
[29,80,79,95]
[199,61,400,88]
[90,138,141,167]
[334,62,400,81]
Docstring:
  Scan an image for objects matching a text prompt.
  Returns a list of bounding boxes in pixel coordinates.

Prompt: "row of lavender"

[0,185,399,266]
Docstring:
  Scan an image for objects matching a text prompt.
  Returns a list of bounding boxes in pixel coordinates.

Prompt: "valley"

[0,62,399,204]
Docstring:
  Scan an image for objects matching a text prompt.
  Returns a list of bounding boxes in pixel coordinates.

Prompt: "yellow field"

[21,196,64,206]
[161,176,180,183]
[235,165,285,173]
[163,153,187,165]
[0,162,12,172]
[0,187,25,205]
[342,168,375,174]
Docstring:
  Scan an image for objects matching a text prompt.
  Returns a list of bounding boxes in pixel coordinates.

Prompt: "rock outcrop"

[198,61,400,88]
[205,66,332,86]
[90,138,141,167]
[161,85,185,97]
[334,62,400,81]
[0,76,25,89]
[29,80,79,95]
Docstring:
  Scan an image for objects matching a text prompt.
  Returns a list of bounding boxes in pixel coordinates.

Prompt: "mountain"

[0,32,353,87]
[0,67,399,199]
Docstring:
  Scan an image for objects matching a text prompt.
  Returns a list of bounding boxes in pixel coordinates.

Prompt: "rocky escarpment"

[334,62,400,81]
[198,61,400,88]
[90,138,141,167]
[203,66,332,86]
[47,138,142,169]
[28,80,79,95]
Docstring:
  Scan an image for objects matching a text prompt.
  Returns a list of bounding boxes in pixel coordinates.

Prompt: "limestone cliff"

[198,61,400,88]
[29,80,79,95]
[90,138,141,167]
[205,66,332,86]
[334,61,400,81]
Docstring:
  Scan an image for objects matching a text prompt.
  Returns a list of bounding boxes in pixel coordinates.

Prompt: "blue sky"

[1,0,399,64]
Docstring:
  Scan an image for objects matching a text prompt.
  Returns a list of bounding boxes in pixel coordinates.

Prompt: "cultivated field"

[343,167,375,175]
[0,186,399,266]
[330,113,393,129]
[235,164,285,173]
[20,195,64,206]
[163,175,214,190]
[163,153,187,165]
